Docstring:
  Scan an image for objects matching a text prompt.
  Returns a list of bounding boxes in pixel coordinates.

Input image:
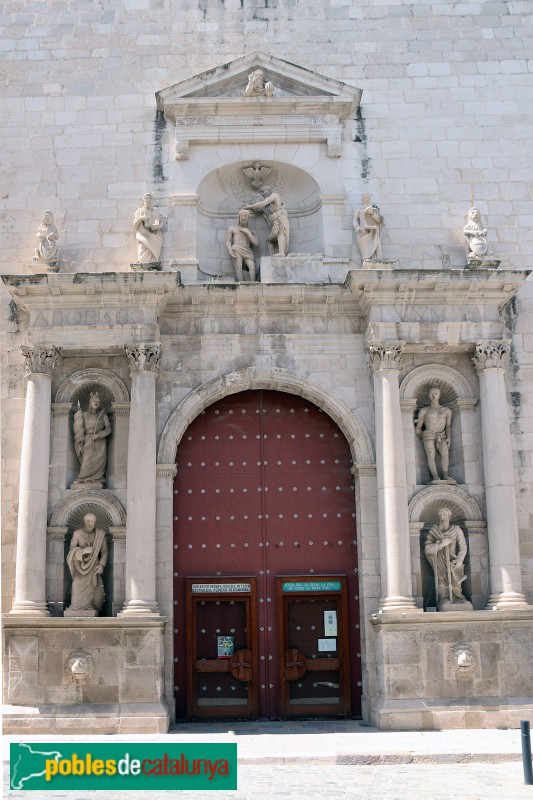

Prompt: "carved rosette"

[367,341,406,373]
[124,344,161,374]
[21,345,62,376]
[472,340,510,372]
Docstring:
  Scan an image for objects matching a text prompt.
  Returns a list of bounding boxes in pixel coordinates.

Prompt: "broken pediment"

[156,51,362,159]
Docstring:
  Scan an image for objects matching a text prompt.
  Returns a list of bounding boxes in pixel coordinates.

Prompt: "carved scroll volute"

[229,649,253,682]
[284,648,307,681]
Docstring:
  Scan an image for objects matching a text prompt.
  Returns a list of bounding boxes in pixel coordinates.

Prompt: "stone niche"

[370,613,533,731]
[3,618,168,734]
[196,160,323,279]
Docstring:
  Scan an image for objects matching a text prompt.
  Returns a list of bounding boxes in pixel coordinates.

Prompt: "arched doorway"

[173,390,361,720]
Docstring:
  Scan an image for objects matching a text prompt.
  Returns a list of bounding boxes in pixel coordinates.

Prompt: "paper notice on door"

[318,638,337,652]
[324,610,337,636]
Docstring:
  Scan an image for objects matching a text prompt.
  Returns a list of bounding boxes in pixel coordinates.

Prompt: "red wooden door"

[173,390,361,719]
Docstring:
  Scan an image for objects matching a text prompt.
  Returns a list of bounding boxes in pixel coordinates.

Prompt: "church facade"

[2,3,532,733]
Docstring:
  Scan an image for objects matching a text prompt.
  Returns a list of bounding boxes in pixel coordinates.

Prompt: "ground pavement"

[4,720,532,799]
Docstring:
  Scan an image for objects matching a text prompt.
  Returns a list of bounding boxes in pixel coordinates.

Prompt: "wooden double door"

[173,390,361,720]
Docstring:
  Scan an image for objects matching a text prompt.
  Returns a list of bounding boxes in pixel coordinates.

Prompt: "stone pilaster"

[10,346,62,616]
[367,341,418,612]
[472,340,528,609]
[120,344,161,616]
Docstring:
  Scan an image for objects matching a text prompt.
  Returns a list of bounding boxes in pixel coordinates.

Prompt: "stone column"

[368,341,418,612]
[120,344,161,616]
[10,345,62,616]
[473,341,528,608]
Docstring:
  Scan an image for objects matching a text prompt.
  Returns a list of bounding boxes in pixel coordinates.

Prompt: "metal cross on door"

[173,390,361,720]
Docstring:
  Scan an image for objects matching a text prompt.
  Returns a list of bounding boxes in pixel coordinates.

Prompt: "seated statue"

[33,211,59,264]
[464,207,488,263]
[226,210,259,281]
[243,69,274,97]
[425,507,472,611]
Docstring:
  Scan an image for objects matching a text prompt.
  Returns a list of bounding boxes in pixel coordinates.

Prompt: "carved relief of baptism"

[196,161,323,280]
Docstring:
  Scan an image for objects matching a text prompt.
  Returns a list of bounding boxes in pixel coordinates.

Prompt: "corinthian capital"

[124,343,161,374]
[21,345,62,376]
[472,340,510,372]
[367,340,406,373]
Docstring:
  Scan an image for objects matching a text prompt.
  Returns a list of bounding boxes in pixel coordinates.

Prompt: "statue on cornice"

[133,193,163,264]
[353,194,383,261]
[463,207,488,263]
[33,211,59,266]
[244,186,289,256]
[243,69,274,97]
[226,209,259,281]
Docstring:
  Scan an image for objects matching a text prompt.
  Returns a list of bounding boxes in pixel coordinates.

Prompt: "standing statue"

[133,193,163,263]
[244,186,290,256]
[33,211,59,265]
[415,386,455,484]
[71,392,112,489]
[353,194,383,261]
[425,507,472,611]
[243,69,274,97]
[463,207,488,263]
[226,209,259,281]
[65,513,108,615]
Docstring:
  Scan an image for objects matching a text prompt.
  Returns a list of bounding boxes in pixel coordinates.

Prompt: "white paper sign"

[318,638,337,652]
[324,610,337,636]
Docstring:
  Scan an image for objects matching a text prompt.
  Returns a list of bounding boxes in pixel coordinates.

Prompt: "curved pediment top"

[156,50,361,113]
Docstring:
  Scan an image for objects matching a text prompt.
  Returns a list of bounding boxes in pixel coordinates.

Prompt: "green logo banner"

[10,743,237,791]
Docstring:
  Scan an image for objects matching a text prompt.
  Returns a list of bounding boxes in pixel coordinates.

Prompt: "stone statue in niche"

[243,69,274,97]
[464,207,488,263]
[33,211,59,267]
[242,161,272,190]
[244,186,290,256]
[133,193,163,264]
[425,507,472,611]
[65,513,108,616]
[71,391,111,489]
[415,386,456,484]
[226,209,259,281]
[353,194,383,261]
[66,651,96,685]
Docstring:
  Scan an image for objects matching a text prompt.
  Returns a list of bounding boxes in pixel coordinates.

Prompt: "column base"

[118,600,160,617]
[378,596,422,614]
[485,592,529,610]
[9,601,50,617]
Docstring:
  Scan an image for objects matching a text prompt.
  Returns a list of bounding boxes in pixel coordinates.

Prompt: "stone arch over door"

[156,369,375,720]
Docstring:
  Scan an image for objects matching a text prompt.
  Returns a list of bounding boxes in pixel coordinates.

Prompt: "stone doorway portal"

[173,390,361,719]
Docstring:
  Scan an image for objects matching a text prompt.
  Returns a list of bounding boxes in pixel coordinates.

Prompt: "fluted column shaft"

[368,342,417,612]
[473,341,527,608]
[11,346,62,615]
[120,344,161,616]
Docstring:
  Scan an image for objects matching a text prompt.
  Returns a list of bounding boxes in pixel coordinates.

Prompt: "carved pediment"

[156,52,361,159]
[156,51,361,109]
